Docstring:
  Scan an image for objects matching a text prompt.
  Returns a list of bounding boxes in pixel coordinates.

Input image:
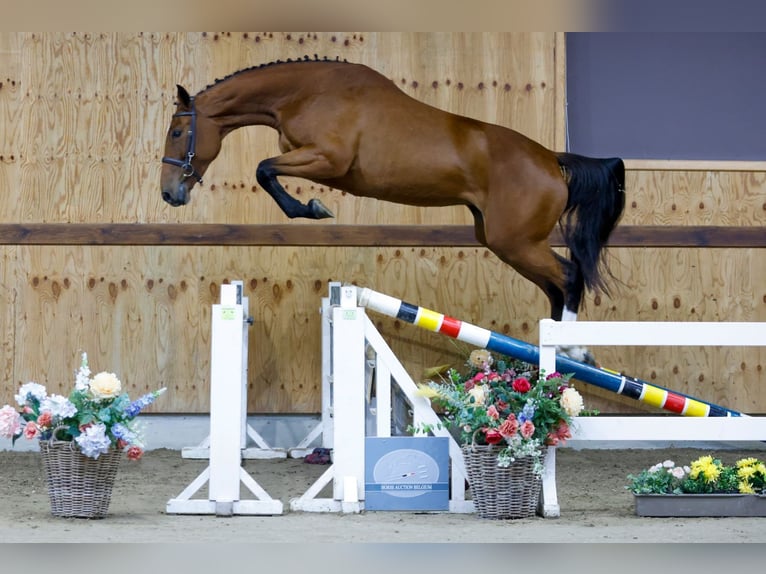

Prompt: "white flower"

[662,460,675,468]
[671,467,686,479]
[648,463,663,473]
[560,387,584,417]
[468,385,486,405]
[89,371,122,399]
[75,352,91,391]
[40,394,77,419]
[14,382,47,406]
[75,423,111,458]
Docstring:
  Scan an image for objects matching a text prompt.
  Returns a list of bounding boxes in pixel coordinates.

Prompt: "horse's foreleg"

[256,157,334,220]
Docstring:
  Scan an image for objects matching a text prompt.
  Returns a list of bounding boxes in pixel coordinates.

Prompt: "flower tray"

[634,494,766,517]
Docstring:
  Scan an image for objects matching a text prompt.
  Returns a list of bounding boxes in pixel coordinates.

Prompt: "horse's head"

[160,85,223,206]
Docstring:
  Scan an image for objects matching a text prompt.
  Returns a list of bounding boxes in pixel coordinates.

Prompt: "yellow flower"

[736,457,759,468]
[468,350,493,370]
[737,466,757,480]
[89,371,122,399]
[689,456,718,481]
[415,384,441,399]
[739,481,755,494]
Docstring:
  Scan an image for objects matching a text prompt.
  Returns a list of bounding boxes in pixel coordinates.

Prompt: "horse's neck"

[196,64,318,132]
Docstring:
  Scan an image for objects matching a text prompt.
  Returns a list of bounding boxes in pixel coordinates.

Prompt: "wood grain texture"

[0,224,763,247]
[0,33,763,416]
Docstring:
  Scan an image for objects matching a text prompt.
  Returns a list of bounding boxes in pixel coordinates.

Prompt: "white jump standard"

[166,282,284,516]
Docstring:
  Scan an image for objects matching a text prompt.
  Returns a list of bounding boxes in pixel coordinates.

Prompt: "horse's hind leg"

[489,240,598,366]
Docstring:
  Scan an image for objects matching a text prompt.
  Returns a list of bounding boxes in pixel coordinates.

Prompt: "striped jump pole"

[357,287,743,418]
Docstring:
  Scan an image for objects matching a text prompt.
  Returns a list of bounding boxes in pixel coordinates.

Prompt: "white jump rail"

[538,318,766,518]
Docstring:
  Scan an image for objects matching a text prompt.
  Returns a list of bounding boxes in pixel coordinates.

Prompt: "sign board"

[364,436,449,511]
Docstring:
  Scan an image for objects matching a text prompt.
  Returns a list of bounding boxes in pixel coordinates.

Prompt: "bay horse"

[160,57,625,362]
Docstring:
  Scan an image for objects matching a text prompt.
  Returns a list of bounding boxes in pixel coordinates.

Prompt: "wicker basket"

[39,438,122,519]
[462,444,545,519]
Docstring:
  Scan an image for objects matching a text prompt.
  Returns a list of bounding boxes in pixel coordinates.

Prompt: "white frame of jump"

[538,318,766,518]
[290,283,473,513]
[166,282,284,516]
[180,280,286,461]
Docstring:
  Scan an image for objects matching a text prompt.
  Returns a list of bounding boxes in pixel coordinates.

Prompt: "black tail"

[556,153,625,297]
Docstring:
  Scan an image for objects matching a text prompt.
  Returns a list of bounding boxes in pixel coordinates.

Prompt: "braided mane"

[199,55,349,95]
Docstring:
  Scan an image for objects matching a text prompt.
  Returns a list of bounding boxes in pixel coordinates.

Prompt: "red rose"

[512,377,531,393]
[483,428,503,444]
[126,445,143,460]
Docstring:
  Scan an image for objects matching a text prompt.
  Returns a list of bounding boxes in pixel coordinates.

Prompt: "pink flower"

[520,420,535,439]
[483,428,503,445]
[23,421,39,439]
[464,379,475,391]
[0,405,22,439]
[498,414,519,438]
[546,371,563,380]
[555,421,571,444]
[37,411,53,428]
[126,445,143,460]
[512,377,531,393]
[487,405,499,420]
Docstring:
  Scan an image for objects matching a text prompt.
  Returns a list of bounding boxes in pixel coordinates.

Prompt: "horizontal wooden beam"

[0,224,762,248]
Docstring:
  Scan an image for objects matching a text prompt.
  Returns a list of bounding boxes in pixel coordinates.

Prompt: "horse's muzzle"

[162,185,188,207]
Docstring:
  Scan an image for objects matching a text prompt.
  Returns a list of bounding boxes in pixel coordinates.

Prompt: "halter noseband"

[161,96,204,184]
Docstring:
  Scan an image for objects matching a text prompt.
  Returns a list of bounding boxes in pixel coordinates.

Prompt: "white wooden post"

[331,285,366,512]
[166,283,283,516]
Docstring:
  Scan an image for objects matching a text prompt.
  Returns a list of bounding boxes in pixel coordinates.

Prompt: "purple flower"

[125,388,166,419]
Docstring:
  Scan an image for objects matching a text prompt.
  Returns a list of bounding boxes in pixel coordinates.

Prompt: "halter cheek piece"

[161,96,204,184]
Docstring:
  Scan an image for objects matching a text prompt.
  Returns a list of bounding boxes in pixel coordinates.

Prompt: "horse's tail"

[555,152,625,296]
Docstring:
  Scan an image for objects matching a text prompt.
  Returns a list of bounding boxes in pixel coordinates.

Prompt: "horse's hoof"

[308,198,334,219]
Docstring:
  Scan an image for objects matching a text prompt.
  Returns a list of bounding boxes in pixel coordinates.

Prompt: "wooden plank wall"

[0,32,763,416]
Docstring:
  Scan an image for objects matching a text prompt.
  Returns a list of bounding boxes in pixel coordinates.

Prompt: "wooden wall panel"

[622,169,766,226]
[0,32,557,226]
[2,242,762,416]
[0,32,763,416]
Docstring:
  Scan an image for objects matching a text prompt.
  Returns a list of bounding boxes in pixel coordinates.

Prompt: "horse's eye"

[171,129,182,138]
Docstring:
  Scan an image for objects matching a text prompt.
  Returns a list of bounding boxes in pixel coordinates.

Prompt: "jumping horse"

[161,57,625,362]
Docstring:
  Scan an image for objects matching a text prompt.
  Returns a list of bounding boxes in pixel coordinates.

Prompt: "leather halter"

[161,96,204,184]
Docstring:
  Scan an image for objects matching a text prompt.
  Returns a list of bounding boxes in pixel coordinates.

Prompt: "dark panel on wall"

[566,32,766,160]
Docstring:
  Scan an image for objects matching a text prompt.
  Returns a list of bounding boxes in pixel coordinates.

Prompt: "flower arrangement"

[415,349,589,474]
[627,455,766,495]
[0,352,165,460]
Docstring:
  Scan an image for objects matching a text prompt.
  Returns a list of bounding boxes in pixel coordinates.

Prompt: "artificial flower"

[414,352,589,474]
[89,371,122,399]
[0,352,165,459]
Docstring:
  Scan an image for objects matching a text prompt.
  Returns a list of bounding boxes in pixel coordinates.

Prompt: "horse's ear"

[176,85,191,108]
